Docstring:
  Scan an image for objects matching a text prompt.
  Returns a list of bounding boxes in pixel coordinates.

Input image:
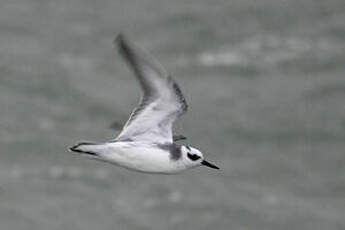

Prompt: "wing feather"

[114,34,187,143]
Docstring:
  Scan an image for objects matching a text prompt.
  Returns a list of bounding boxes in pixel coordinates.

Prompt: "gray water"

[1,0,345,229]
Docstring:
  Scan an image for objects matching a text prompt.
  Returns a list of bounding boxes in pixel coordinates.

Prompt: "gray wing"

[114,34,188,144]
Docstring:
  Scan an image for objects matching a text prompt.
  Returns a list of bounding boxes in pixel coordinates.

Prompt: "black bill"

[201,160,220,170]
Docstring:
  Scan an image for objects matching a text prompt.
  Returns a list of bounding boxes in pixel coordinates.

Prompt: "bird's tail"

[69,141,102,158]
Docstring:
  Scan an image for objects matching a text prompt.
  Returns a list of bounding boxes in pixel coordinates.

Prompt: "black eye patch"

[187,153,200,161]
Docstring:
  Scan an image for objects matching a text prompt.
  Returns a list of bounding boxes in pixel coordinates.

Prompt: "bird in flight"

[69,34,219,174]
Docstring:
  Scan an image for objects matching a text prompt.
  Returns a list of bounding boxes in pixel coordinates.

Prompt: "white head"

[180,145,219,170]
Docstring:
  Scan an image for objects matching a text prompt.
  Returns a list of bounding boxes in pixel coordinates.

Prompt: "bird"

[69,34,219,174]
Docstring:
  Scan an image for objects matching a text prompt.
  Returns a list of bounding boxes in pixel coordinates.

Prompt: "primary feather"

[114,34,188,144]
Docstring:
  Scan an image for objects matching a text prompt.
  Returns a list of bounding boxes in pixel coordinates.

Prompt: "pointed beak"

[201,160,220,170]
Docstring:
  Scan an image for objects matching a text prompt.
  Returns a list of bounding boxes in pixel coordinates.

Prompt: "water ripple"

[197,35,344,70]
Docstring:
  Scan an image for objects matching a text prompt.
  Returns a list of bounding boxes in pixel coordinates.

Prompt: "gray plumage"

[156,143,182,161]
[114,34,188,144]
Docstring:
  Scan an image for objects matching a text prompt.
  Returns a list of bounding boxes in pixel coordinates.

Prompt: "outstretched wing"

[114,34,187,144]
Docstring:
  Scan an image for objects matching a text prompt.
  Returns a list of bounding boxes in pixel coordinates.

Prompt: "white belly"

[91,142,187,174]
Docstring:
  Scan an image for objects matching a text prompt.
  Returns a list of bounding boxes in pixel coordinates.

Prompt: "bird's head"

[181,145,219,170]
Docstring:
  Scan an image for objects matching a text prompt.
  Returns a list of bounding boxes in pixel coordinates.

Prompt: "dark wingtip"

[114,33,129,50]
[114,33,124,44]
[113,33,135,64]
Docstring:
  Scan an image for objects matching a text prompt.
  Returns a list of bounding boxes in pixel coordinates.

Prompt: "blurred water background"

[1,0,345,229]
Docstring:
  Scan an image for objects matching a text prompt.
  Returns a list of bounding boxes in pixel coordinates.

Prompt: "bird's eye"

[187,153,200,161]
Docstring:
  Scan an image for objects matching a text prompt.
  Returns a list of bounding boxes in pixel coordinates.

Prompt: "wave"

[196,35,343,70]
